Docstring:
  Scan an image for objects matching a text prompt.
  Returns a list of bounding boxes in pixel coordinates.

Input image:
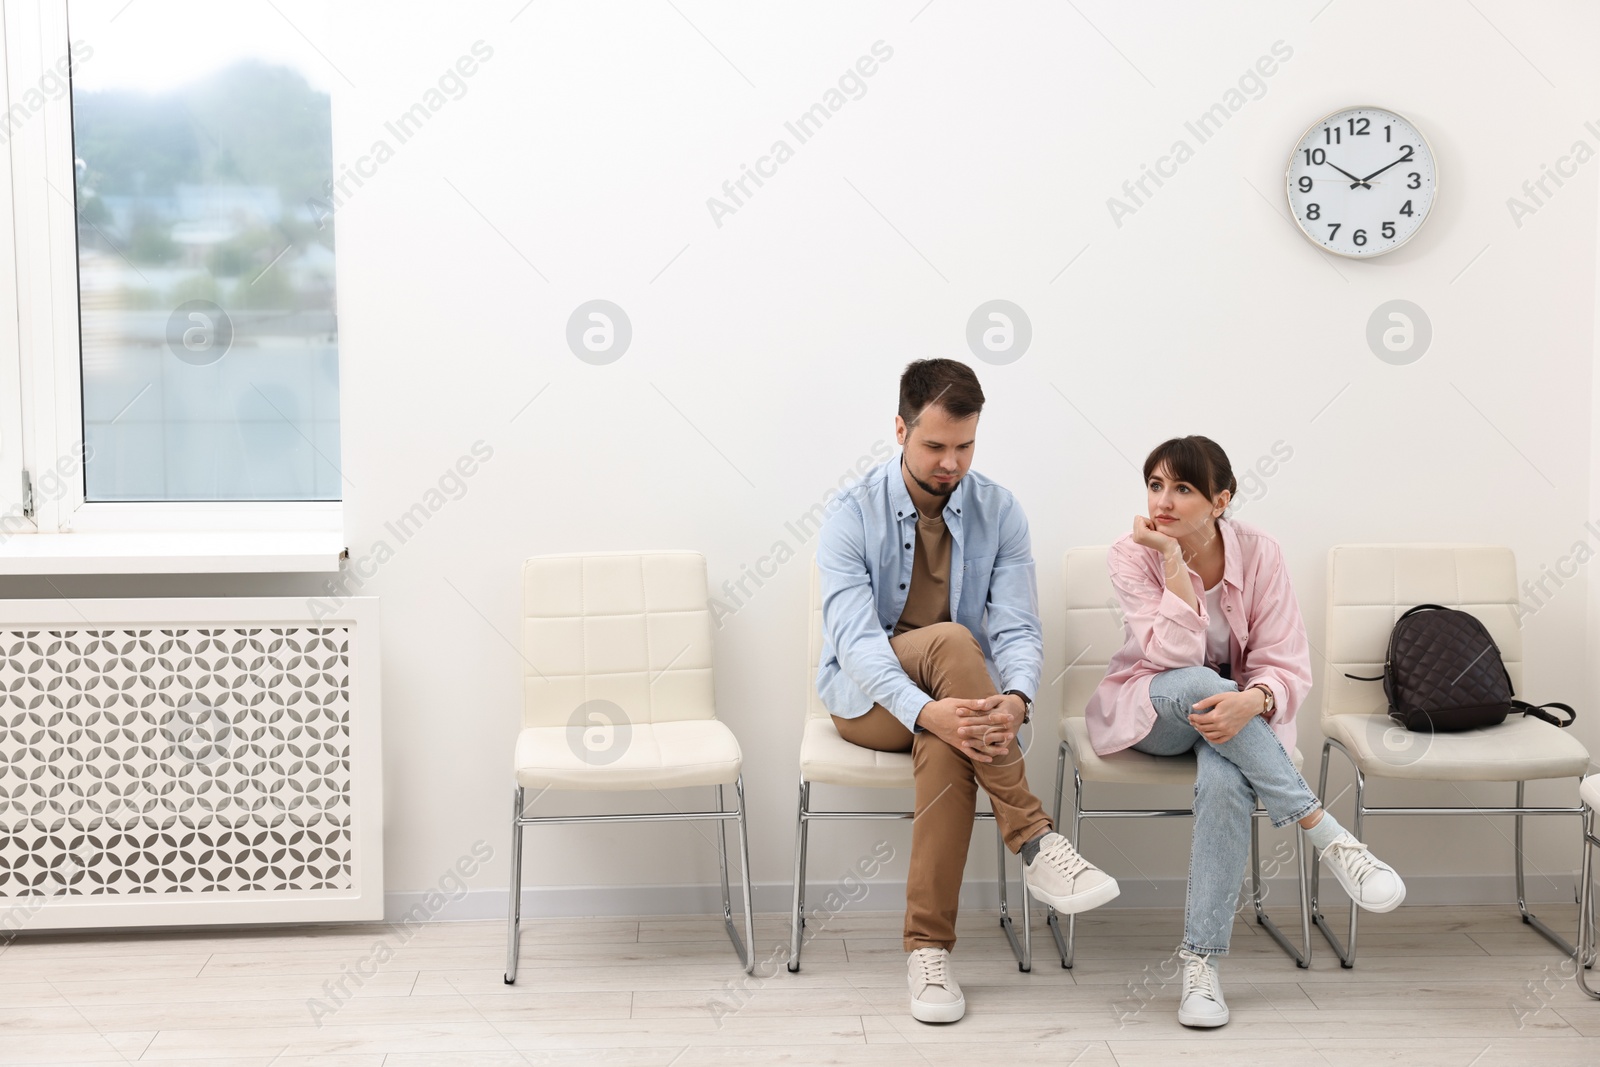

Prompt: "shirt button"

[904,543,911,549]
[897,511,903,517]
[899,583,906,589]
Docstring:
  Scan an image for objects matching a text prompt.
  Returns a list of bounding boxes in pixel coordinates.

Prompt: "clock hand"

[1357,154,1410,185]
[1322,160,1371,189]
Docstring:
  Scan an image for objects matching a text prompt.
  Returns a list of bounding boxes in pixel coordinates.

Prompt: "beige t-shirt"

[893,508,953,636]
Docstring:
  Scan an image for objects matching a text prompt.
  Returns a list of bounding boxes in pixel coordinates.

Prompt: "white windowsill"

[0,529,345,574]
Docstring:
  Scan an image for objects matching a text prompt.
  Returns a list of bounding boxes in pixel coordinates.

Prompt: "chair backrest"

[521,551,715,729]
[807,560,830,720]
[1061,546,1126,718]
[1323,543,1521,719]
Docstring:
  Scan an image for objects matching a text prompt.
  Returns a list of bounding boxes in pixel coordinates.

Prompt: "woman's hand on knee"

[1188,688,1266,744]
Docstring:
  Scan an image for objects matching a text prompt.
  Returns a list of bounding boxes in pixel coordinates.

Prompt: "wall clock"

[1285,106,1437,257]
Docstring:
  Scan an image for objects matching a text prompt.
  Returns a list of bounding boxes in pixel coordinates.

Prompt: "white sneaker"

[1177,949,1228,1028]
[1320,831,1406,913]
[1022,832,1120,914]
[906,947,964,1023]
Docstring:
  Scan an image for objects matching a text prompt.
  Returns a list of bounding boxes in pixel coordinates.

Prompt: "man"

[816,358,1119,1024]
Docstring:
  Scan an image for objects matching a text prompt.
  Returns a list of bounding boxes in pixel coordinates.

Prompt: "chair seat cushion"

[515,719,741,790]
[1323,713,1590,782]
[1581,774,1600,812]
[799,716,915,789]
[1061,716,1303,785]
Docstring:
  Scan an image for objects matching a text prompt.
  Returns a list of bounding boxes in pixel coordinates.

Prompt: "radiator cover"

[0,597,382,929]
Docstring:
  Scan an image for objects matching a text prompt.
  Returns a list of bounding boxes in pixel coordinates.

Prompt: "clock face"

[1284,106,1437,258]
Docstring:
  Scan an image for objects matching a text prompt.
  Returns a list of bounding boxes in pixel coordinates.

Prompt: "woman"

[1084,436,1405,1028]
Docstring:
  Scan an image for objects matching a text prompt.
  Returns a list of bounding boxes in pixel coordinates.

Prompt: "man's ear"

[894,415,907,447]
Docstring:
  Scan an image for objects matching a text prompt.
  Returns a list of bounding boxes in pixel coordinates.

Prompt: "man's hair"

[898,359,984,429]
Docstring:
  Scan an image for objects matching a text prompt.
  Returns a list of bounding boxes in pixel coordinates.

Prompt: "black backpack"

[1344,604,1576,732]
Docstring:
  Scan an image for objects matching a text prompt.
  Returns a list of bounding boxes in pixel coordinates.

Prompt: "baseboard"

[387,871,1584,923]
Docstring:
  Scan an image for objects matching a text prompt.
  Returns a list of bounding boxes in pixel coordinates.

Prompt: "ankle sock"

[1020,831,1049,864]
[1304,810,1346,852]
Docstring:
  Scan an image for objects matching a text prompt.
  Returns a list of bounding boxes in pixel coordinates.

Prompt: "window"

[71,0,340,501]
[0,0,344,546]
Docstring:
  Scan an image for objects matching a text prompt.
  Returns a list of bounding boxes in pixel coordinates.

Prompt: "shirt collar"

[1218,516,1243,590]
[888,454,967,523]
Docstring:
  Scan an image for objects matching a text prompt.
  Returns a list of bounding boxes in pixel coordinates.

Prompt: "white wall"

[211,0,1600,915]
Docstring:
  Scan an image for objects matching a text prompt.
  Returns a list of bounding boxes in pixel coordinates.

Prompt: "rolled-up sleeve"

[1107,542,1206,670]
[1238,539,1313,725]
[817,502,930,732]
[984,498,1042,700]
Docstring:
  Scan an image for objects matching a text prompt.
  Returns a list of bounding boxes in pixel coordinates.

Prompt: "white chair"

[1579,775,1600,999]
[787,561,1033,973]
[1049,546,1313,969]
[504,551,755,982]
[1315,543,1591,967]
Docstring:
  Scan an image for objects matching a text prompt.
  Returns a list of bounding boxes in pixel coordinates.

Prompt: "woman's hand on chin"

[1131,515,1179,555]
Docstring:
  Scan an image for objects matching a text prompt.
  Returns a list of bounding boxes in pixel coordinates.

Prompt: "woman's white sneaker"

[907,947,964,1023]
[1177,949,1229,1028]
[1320,831,1406,913]
[1022,832,1120,914]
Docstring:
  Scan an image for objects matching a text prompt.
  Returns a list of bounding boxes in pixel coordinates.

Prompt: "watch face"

[1285,106,1437,258]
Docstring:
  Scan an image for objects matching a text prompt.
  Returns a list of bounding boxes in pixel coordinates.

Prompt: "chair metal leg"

[715,781,756,973]
[503,785,525,985]
[1311,738,1358,967]
[1249,813,1311,968]
[732,775,757,974]
[1577,805,1599,999]
[1045,741,1071,968]
[996,822,1031,972]
[716,784,735,936]
[1515,779,1579,957]
[787,777,810,973]
[1056,767,1086,969]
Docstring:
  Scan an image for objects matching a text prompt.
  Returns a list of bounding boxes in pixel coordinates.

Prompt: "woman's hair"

[1142,436,1236,502]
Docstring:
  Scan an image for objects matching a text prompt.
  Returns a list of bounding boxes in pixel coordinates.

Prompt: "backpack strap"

[1511,699,1576,728]
[1342,605,1448,682]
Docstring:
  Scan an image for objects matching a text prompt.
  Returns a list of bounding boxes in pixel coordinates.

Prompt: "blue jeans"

[1132,666,1321,956]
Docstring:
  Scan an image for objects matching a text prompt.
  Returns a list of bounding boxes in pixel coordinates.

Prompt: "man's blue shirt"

[815,456,1043,732]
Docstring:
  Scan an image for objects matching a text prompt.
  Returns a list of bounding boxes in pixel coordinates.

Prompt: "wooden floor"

[2,902,1598,1065]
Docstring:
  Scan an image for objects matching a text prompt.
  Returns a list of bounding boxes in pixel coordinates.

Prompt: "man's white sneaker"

[907,947,964,1024]
[1022,832,1120,914]
[1320,831,1406,913]
[1177,949,1229,1028]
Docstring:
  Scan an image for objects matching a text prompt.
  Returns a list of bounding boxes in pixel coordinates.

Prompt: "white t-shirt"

[1203,581,1230,672]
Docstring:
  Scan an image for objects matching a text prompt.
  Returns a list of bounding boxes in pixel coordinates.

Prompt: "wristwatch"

[1249,683,1276,716]
[1004,689,1032,724]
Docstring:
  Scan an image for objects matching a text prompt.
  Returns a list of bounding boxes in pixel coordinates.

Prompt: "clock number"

[1303,148,1326,166]
[1353,229,1368,247]
[1298,176,1313,193]
[1348,116,1370,136]
[1407,172,1421,189]
[1305,203,1320,220]
[1382,221,1396,239]
[1399,200,1414,216]
[1384,124,1392,141]
[1398,145,1415,162]
[1324,126,1341,145]
[1327,223,1341,240]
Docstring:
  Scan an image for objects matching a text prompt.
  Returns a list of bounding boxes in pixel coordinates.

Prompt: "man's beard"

[905,456,958,498]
